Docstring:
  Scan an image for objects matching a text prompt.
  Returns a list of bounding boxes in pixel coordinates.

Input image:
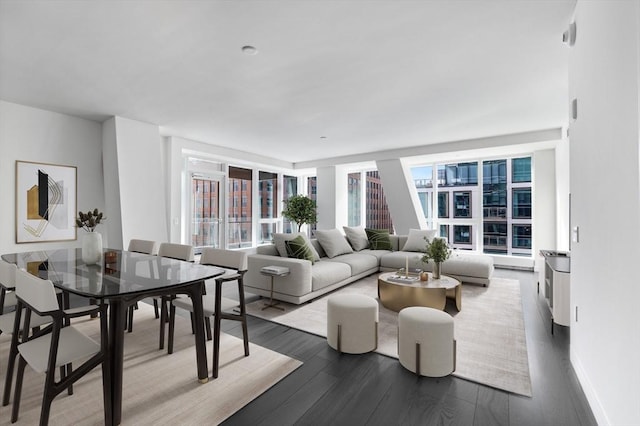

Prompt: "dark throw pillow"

[365,228,393,250]
[285,235,315,263]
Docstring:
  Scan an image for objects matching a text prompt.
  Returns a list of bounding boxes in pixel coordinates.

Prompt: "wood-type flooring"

[220,269,597,426]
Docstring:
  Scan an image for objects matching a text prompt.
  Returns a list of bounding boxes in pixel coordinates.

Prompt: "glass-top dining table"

[1,247,225,426]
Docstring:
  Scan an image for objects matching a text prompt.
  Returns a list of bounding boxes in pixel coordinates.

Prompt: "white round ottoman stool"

[327,294,378,354]
[398,306,456,377]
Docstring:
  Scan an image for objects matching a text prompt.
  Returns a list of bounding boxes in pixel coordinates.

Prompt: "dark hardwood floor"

[219,269,597,426]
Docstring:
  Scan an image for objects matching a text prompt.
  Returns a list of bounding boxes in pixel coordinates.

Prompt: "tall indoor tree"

[282,195,317,232]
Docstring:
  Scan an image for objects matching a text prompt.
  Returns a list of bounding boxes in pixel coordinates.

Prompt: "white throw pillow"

[315,229,354,258]
[402,229,438,252]
[342,226,369,251]
[273,232,320,261]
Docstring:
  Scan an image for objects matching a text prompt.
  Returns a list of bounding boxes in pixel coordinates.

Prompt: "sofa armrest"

[246,254,313,297]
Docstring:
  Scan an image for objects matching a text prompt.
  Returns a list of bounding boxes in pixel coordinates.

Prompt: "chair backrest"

[200,248,248,271]
[0,259,17,291]
[15,269,59,314]
[158,243,195,262]
[128,239,159,255]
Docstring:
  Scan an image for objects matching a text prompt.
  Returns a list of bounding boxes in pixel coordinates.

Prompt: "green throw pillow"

[365,228,393,250]
[285,235,315,263]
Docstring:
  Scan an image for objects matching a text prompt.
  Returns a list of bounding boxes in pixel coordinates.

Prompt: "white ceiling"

[0,0,575,165]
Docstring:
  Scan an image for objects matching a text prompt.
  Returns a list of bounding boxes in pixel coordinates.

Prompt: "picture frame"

[15,160,77,243]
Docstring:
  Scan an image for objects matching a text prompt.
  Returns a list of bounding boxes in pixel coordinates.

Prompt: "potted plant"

[76,208,106,265]
[282,195,317,232]
[421,237,451,279]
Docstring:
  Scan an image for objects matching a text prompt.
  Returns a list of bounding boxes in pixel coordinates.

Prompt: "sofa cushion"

[342,226,369,251]
[441,251,494,279]
[315,229,354,258]
[402,229,437,252]
[273,232,320,261]
[359,249,391,261]
[311,260,352,291]
[365,228,393,250]
[326,253,378,275]
[285,235,315,263]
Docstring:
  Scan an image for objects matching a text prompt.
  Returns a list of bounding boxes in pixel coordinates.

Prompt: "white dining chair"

[0,260,53,408]
[126,239,160,331]
[128,239,159,256]
[10,268,111,425]
[157,242,195,350]
[168,248,249,378]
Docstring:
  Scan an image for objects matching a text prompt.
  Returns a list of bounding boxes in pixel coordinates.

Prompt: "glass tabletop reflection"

[1,248,224,299]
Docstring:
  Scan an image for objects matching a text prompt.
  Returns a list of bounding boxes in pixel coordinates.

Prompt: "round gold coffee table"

[377,271,461,312]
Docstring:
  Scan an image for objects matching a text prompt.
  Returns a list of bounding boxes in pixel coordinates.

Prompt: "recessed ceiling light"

[320,136,327,139]
[241,45,258,55]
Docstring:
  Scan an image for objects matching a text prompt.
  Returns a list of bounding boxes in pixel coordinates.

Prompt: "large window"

[228,166,252,248]
[412,155,532,256]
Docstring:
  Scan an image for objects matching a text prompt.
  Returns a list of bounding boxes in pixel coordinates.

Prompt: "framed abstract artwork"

[15,160,77,243]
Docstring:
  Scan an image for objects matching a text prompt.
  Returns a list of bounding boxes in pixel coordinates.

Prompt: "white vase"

[82,232,103,265]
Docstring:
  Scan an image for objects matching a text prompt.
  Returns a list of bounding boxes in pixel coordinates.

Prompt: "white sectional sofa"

[245,231,494,305]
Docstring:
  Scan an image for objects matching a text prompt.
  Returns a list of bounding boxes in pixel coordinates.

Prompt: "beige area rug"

[0,303,302,426]
[246,275,532,397]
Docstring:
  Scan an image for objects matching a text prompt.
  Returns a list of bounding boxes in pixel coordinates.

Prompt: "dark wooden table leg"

[109,300,126,426]
[188,282,209,383]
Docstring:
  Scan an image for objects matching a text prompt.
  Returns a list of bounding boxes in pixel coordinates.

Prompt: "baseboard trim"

[570,347,610,426]
[494,265,534,272]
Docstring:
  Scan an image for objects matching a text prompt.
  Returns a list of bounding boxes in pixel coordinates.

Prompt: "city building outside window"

[365,170,393,232]
[439,224,449,240]
[513,224,532,249]
[307,176,317,235]
[453,191,472,218]
[454,225,472,244]
[348,172,361,227]
[258,171,278,244]
[283,175,298,233]
[228,166,252,248]
[191,177,220,248]
[513,188,532,218]
[438,192,449,218]
[512,157,532,183]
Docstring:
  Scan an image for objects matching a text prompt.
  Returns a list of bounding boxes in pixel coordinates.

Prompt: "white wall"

[316,165,348,230]
[532,149,557,273]
[376,159,427,234]
[102,118,123,249]
[555,135,571,251]
[103,116,168,249]
[569,2,640,425]
[0,100,104,254]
